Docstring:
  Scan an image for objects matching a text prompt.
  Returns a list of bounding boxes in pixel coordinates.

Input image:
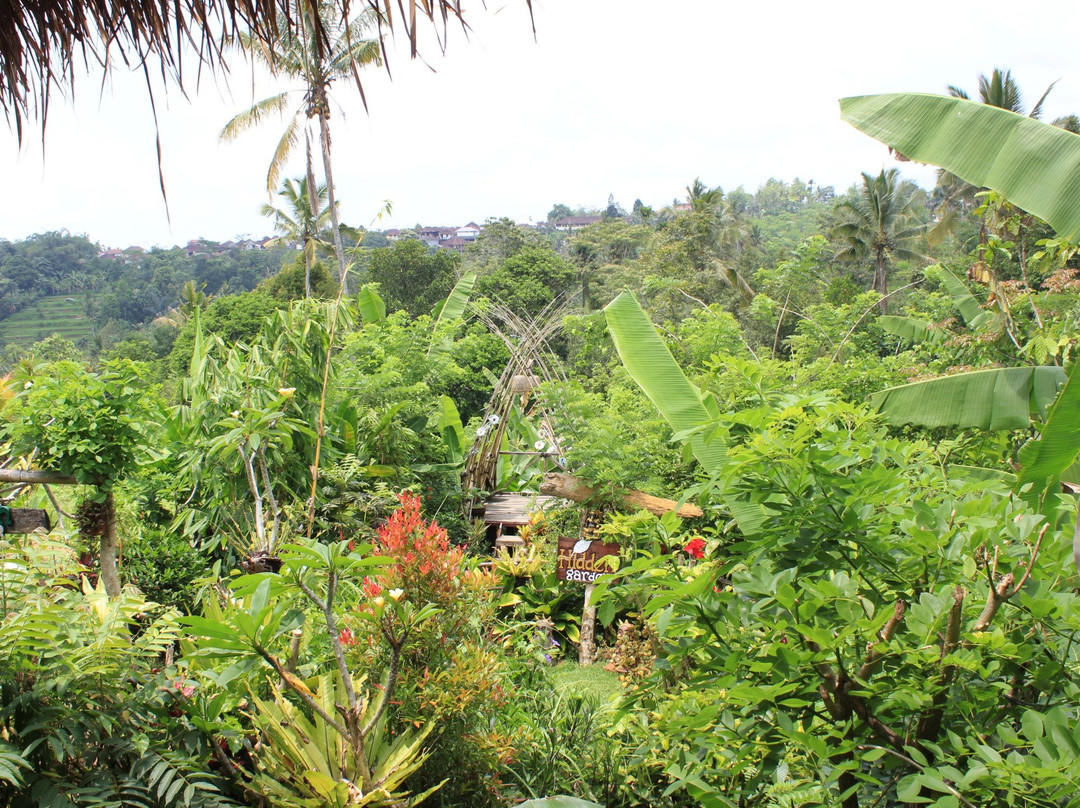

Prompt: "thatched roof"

[2,0,533,140]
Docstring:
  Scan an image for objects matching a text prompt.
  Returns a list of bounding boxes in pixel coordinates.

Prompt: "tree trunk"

[579,582,596,666]
[318,108,349,294]
[99,489,121,599]
[304,137,317,299]
[877,250,889,314]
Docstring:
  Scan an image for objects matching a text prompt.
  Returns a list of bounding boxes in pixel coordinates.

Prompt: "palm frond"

[1029,80,1057,121]
[4,1,533,144]
[218,92,295,141]
[267,114,304,194]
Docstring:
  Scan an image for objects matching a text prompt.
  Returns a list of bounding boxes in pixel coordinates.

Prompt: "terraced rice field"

[0,295,96,347]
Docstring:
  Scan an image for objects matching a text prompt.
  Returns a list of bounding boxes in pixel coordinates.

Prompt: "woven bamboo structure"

[462,300,569,517]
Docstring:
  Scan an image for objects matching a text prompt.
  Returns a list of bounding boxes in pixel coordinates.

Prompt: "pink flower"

[684,538,706,559]
[173,679,195,699]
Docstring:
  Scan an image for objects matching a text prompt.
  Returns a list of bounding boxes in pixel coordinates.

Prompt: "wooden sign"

[0,507,51,535]
[556,535,620,584]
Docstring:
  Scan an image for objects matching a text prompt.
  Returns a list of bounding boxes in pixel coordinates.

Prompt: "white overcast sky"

[4,0,1080,249]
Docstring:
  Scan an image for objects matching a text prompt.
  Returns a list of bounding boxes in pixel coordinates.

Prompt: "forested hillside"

[0,234,293,362]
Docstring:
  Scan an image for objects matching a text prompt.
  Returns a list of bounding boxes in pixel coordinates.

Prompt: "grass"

[0,295,96,348]
[550,663,623,704]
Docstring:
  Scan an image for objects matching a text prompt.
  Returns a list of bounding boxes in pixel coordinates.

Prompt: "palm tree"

[932,69,1057,242]
[261,176,333,298]
[221,1,381,291]
[833,169,927,313]
[947,68,1055,118]
[685,179,754,302]
[686,177,724,212]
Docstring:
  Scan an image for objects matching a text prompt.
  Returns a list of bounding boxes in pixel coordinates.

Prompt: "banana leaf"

[356,284,386,323]
[1016,359,1080,502]
[877,315,943,345]
[428,271,476,357]
[925,265,990,329]
[431,271,476,323]
[604,292,768,534]
[869,366,1066,429]
[436,395,465,465]
[840,93,1080,241]
[604,292,727,472]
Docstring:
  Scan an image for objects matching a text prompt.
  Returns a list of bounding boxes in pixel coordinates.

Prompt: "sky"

[4,0,1080,249]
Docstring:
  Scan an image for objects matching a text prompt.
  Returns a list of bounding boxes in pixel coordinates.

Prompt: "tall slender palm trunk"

[318,109,349,294]
[304,138,318,298]
[876,250,889,314]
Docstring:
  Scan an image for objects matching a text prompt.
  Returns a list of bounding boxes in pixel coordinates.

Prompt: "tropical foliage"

[9,61,1080,808]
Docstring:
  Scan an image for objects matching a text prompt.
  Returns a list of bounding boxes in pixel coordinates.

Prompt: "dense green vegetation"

[6,68,1080,808]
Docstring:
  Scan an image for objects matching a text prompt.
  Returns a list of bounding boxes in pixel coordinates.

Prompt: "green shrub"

[123,528,206,612]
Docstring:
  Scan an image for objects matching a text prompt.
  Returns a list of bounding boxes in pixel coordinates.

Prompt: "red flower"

[362,577,382,598]
[339,628,356,646]
[684,538,706,559]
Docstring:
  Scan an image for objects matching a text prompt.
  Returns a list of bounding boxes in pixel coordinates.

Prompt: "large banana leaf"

[436,395,465,465]
[428,271,476,357]
[877,315,943,345]
[1016,359,1080,501]
[430,271,476,323]
[925,265,990,329]
[604,292,727,472]
[840,93,1080,241]
[604,292,769,534]
[869,366,1066,429]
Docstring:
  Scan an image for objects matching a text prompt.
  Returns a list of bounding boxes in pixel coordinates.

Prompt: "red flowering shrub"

[361,576,382,599]
[683,537,706,559]
[372,491,465,610]
[339,491,500,705]
[342,492,506,804]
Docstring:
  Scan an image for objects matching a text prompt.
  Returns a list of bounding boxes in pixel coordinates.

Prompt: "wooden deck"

[482,493,559,527]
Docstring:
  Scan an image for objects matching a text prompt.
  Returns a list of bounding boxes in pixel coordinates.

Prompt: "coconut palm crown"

[833,168,928,313]
[221,5,381,195]
[260,176,333,297]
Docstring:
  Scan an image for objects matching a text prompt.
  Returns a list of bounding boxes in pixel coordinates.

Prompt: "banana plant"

[840,93,1080,241]
[877,264,1001,348]
[842,91,1080,497]
[427,270,477,357]
[604,291,768,534]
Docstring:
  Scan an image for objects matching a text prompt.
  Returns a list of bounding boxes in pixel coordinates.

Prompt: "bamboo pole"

[0,469,78,485]
[539,472,704,518]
